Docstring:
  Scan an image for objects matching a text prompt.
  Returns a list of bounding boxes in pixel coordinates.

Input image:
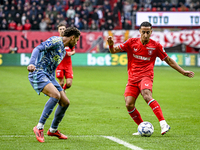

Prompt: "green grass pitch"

[0,66,199,150]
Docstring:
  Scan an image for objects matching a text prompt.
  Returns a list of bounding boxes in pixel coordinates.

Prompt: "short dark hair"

[63,27,81,38]
[139,21,152,29]
[57,22,66,29]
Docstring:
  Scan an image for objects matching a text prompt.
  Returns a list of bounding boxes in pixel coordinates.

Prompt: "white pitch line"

[102,136,144,150]
[0,135,144,150]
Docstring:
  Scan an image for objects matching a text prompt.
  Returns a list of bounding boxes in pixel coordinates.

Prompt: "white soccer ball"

[138,121,154,137]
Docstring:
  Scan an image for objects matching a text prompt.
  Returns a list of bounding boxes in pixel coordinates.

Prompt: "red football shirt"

[57,47,74,70]
[118,38,168,83]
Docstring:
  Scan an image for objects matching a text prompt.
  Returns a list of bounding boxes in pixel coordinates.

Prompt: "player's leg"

[36,83,61,128]
[29,72,61,142]
[140,78,170,135]
[124,84,143,128]
[56,69,65,87]
[47,91,69,139]
[63,70,73,90]
[63,78,73,90]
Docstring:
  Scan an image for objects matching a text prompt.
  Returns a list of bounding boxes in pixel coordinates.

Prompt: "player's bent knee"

[125,103,135,109]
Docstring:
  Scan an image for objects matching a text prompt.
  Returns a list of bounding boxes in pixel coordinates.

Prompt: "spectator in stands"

[67,6,76,19]
[21,13,27,25]
[55,1,63,13]
[39,0,46,12]
[123,1,132,20]
[52,7,58,18]
[76,19,84,30]
[105,19,114,30]
[32,20,39,30]
[17,0,24,8]
[16,22,23,31]
[3,6,9,18]
[14,13,21,24]
[23,19,31,30]
[37,5,44,17]
[92,8,99,25]
[44,14,51,26]
[30,14,37,25]
[75,6,82,18]
[6,13,13,24]
[113,3,119,25]
[99,21,106,30]
[74,0,81,6]
[49,13,56,27]
[117,0,123,13]
[97,6,103,20]
[1,18,8,30]
[16,5,23,16]
[8,20,17,30]
[103,1,111,11]
[82,19,89,30]
[60,8,67,18]
[84,0,93,13]
[81,5,89,20]
[10,6,16,17]
[30,6,37,17]
[90,20,98,30]
[124,19,132,30]
[194,1,200,10]
[39,19,47,31]
[37,14,43,24]
[68,0,75,8]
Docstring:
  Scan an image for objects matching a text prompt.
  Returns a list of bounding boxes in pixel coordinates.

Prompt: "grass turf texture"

[0,66,199,150]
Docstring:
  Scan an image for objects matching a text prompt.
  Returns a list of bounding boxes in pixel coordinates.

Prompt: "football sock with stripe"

[148,99,165,121]
[50,104,69,129]
[38,97,59,126]
[128,107,143,125]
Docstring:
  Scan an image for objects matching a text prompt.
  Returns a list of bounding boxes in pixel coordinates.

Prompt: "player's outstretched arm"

[164,56,195,78]
[107,36,121,54]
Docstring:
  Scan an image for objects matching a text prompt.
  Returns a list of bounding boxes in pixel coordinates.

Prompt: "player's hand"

[27,64,36,72]
[107,36,114,46]
[67,52,72,56]
[183,71,194,78]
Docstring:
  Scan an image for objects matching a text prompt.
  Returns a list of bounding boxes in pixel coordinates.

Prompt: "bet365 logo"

[87,54,127,66]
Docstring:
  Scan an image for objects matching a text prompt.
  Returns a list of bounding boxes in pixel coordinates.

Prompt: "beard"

[68,43,74,49]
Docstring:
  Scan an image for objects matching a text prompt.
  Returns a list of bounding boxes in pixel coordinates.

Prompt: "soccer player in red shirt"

[107,21,194,135]
[56,22,75,90]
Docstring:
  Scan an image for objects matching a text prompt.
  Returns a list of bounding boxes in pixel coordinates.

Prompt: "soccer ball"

[138,121,154,137]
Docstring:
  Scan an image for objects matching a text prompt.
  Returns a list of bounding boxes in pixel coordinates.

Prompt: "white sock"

[37,123,44,129]
[160,120,167,127]
[49,127,57,133]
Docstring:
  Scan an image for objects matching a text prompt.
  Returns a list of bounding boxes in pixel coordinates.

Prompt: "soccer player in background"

[27,27,80,143]
[56,22,75,91]
[107,21,194,135]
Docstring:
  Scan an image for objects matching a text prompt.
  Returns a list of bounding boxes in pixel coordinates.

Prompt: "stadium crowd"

[0,0,199,31]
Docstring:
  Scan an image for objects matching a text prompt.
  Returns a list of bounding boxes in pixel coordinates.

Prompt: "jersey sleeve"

[118,39,131,52]
[157,43,168,61]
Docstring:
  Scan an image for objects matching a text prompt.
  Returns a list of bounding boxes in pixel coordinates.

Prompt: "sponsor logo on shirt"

[134,48,138,52]
[133,54,151,61]
[146,47,155,50]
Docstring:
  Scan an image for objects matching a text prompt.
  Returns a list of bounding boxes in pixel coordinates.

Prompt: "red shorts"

[124,77,153,99]
[56,69,73,79]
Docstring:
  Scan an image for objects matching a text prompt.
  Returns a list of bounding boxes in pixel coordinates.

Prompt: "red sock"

[148,99,165,121]
[63,84,67,90]
[128,107,143,125]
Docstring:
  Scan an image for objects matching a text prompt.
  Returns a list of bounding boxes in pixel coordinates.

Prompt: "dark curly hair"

[63,27,81,38]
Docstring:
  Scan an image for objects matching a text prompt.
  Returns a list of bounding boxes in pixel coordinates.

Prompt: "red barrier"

[0,31,103,53]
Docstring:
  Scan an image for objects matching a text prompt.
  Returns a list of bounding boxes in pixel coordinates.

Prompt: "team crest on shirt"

[146,47,155,55]
[134,48,138,52]
[148,50,153,55]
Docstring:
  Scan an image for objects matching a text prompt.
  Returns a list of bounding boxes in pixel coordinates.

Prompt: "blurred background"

[0,0,200,67]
